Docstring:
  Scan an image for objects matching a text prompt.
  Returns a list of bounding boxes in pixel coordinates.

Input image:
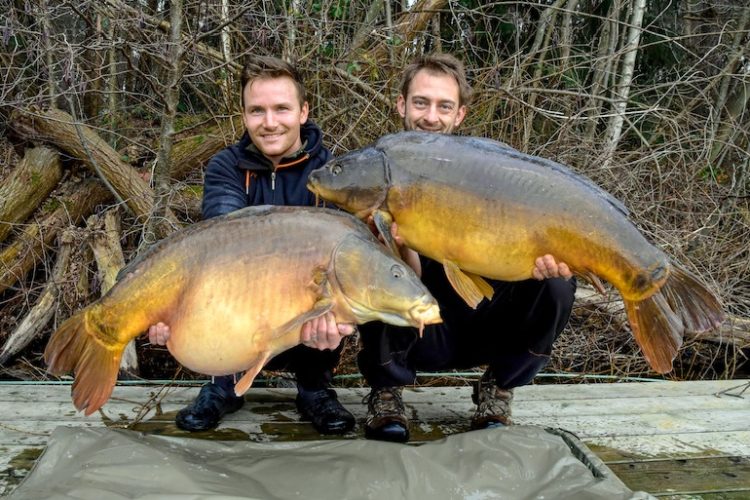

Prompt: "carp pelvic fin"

[373,210,399,256]
[579,271,607,296]
[234,351,272,396]
[44,310,123,416]
[442,260,494,309]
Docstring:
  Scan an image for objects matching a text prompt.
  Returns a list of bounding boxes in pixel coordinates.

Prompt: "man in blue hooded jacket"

[148,55,356,435]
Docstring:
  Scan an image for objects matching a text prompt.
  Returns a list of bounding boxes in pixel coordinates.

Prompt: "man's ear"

[299,101,310,123]
[396,94,406,118]
[455,105,467,127]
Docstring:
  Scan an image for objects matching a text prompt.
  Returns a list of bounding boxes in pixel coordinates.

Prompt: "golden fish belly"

[165,250,316,375]
[388,179,666,298]
[391,185,550,280]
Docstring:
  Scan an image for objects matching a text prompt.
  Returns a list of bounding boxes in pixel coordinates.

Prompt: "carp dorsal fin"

[373,209,399,256]
[442,260,494,309]
[234,351,272,396]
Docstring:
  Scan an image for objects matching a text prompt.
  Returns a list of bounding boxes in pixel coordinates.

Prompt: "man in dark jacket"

[148,55,355,435]
[357,54,577,443]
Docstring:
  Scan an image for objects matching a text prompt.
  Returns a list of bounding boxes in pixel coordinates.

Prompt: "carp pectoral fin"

[234,352,272,396]
[443,261,493,309]
[624,294,683,374]
[373,210,399,256]
[269,303,334,340]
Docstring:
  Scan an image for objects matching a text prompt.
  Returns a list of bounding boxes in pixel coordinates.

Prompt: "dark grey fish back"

[116,206,370,282]
[375,132,629,217]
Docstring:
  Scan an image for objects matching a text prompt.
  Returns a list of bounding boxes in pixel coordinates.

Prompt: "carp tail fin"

[660,265,725,334]
[234,352,272,396]
[44,310,123,416]
[443,260,493,308]
[624,293,683,374]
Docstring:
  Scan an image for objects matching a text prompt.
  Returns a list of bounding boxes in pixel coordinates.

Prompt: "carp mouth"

[343,296,441,332]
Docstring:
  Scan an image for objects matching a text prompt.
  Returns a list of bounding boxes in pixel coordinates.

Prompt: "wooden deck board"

[1,379,748,497]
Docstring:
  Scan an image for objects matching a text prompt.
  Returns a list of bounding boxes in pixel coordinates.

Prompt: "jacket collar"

[238,121,323,172]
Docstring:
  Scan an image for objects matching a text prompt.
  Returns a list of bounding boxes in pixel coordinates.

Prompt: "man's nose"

[263,111,277,128]
[424,105,439,122]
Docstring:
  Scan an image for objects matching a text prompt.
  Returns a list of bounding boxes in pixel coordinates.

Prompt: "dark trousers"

[213,344,343,392]
[358,260,575,390]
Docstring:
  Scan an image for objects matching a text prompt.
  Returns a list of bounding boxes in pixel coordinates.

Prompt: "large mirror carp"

[45,205,440,415]
[307,131,725,374]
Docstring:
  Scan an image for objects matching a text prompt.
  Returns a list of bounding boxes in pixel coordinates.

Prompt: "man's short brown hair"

[400,53,472,107]
[240,56,307,108]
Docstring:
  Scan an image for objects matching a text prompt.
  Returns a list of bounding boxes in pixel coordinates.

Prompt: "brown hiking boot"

[364,387,409,443]
[470,370,513,430]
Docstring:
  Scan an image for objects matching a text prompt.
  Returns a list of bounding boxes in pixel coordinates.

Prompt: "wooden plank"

[4,392,748,422]
[1,379,746,402]
[1,382,748,498]
[608,456,750,495]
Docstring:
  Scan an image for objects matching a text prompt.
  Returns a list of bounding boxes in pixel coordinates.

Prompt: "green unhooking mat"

[9,425,654,499]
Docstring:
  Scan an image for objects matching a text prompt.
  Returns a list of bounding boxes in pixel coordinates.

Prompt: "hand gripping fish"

[306,131,725,374]
[44,205,440,415]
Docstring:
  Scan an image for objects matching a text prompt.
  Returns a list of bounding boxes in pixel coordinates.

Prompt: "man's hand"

[148,322,171,346]
[300,312,356,351]
[532,254,573,281]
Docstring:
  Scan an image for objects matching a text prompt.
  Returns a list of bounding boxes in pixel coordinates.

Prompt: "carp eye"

[391,264,404,279]
[331,164,342,176]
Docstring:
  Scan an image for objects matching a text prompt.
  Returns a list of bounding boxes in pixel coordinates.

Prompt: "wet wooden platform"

[1,379,749,498]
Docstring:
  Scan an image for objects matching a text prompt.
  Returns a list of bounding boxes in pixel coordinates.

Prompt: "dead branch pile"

[1,1,748,383]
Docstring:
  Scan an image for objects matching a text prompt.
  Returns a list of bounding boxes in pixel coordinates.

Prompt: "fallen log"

[0,230,74,365]
[0,179,111,295]
[0,146,62,244]
[574,284,749,348]
[168,116,243,182]
[10,107,175,226]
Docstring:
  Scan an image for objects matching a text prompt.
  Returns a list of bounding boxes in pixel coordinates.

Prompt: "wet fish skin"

[44,205,440,415]
[307,131,725,373]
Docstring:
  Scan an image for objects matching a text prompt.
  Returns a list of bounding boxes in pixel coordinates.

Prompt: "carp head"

[307,147,389,219]
[330,234,441,330]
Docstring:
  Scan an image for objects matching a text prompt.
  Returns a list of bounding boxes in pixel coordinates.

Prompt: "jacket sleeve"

[201,149,247,219]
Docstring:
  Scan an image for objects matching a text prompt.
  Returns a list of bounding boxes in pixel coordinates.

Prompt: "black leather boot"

[175,382,245,432]
[295,387,355,435]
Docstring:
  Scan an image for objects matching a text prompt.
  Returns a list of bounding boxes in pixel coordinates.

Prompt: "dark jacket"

[202,121,332,219]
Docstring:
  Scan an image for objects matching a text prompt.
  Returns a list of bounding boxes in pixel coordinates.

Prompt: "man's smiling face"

[397,69,467,134]
[242,76,309,164]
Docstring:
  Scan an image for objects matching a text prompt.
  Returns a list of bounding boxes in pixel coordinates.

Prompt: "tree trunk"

[0,230,74,365]
[0,179,112,295]
[144,0,184,245]
[522,0,564,151]
[584,0,620,142]
[361,0,448,69]
[708,5,750,168]
[10,107,176,226]
[0,146,62,244]
[602,0,647,165]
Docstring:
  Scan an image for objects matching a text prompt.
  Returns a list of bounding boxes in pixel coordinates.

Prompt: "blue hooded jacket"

[202,121,332,219]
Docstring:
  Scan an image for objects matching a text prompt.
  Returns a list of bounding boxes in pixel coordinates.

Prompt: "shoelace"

[366,388,405,417]
[475,383,512,418]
